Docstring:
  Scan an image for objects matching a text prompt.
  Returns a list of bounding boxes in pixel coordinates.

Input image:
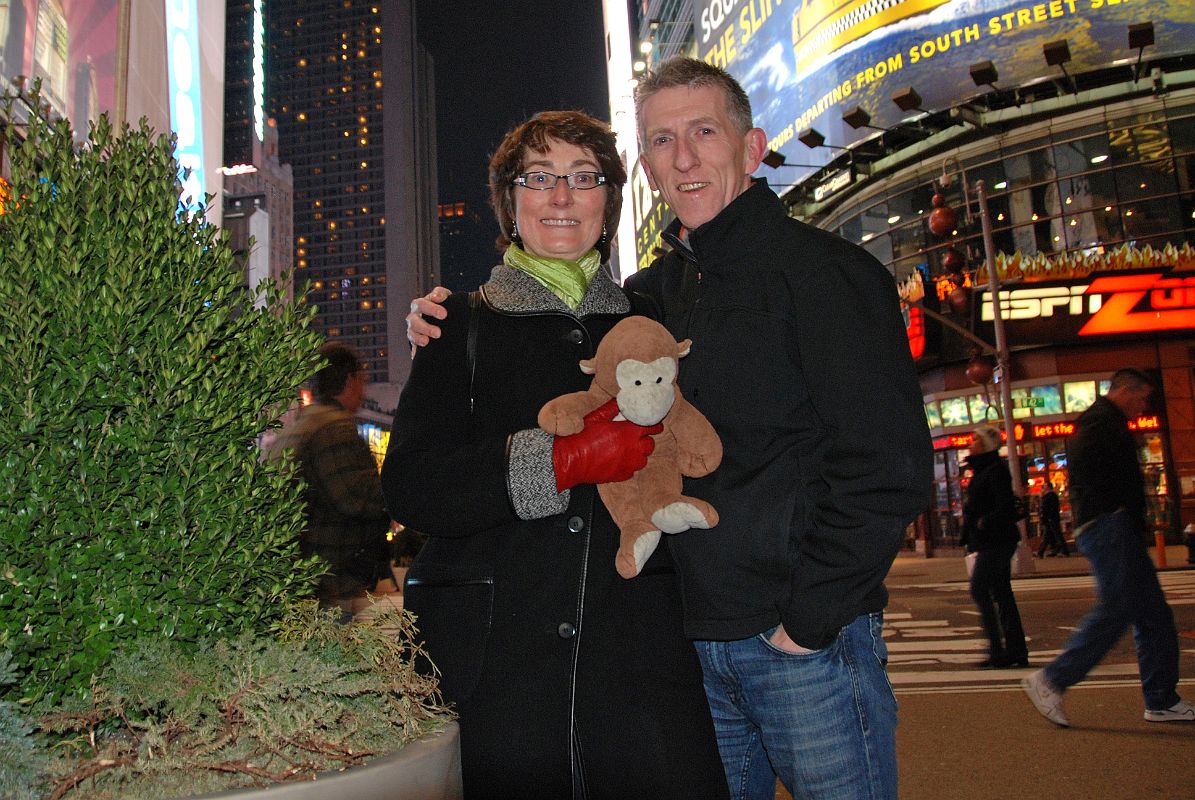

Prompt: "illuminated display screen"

[695,0,1195,185]
[166,0,206,214]
[924,400,941,429]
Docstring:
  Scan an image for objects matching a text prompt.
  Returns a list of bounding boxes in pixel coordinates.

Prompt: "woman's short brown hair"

[489,110,627,262]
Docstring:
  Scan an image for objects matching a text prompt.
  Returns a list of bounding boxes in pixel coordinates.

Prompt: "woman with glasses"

[382,111,728,800]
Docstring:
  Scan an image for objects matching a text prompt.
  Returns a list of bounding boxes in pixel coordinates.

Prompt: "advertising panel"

[0,0,120,136]
[697,0,1195,184]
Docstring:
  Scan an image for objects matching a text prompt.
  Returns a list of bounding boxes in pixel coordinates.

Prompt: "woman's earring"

[511,220,519,241]
[600,223,607,243]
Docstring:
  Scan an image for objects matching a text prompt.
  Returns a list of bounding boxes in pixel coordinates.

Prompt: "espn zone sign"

[980,269,1195,337]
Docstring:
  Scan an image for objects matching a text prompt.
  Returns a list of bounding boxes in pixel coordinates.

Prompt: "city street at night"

[884,548,1195,800]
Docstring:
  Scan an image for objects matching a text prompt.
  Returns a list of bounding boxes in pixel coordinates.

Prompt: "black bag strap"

[466,290,483,415]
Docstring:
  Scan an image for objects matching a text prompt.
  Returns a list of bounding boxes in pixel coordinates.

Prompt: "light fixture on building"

[761,149,821,169]
[969,61,999,90]
[841,105,891,132]
[891,86,926,114]
[1042,39,1076,94]
[1128,22,1154,81]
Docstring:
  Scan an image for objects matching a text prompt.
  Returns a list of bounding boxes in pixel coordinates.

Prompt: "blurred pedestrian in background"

[383,110,728,799]
[961,425,1029,669]
[1023,368,1193,726]
[1035,483,1069,558]
[272,342,392,619]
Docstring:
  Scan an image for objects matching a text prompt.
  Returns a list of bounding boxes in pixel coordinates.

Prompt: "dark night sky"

[415,1,611,288]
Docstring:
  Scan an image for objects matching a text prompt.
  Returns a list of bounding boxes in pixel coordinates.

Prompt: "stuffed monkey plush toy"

[539,316,722,579]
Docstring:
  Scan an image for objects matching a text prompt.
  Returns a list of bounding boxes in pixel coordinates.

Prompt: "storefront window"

[940,396,970,427]
[1115,158,1178,203]
[969,393,996,424]
[925,401,942,429]
[1031,384,1063,416]
[1053,134,1112,177]
[1064,380,1097,412]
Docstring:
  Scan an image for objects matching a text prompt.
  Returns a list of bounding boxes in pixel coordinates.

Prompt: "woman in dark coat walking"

[381,111,728,800]
[961,425,1030,669]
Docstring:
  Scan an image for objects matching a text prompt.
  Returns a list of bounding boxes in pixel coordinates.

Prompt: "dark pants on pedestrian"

[970,544,1028,664]
[1044,510,1181,711]
[1036,520,1070,557]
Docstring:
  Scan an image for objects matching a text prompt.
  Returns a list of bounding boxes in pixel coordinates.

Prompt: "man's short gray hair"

[634,57,754,145]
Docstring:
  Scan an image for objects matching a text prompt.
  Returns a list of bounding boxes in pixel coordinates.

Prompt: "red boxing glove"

[552,399,663,492]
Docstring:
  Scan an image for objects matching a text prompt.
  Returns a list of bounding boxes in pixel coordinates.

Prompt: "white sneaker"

[1144,699,1195,722]
[1021,669,1069,727]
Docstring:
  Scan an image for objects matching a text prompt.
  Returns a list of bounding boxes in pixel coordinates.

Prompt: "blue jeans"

[1044,510,1180,711]
[694,612,897,800]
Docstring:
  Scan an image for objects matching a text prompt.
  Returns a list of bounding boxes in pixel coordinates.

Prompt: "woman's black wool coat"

[382,266,727,800]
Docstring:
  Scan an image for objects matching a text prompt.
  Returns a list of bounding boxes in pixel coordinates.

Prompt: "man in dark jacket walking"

[272,343,392,617]
[1022,368,1192,726]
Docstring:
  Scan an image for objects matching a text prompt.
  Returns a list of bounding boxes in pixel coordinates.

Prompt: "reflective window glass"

[1122,199,1182,239]
[1169,114,1195,158]
[1053,134,1112,178]
[1108,121,1171,163]
[1115,159,1178,202]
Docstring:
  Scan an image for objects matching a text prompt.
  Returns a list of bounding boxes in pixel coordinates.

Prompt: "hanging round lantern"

[942,247,965,276]
[947,285,970,314]
[966,354,995,385]
[928,192,957,237]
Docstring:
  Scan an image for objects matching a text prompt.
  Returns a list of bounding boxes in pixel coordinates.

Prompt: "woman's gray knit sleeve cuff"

[508,428,569,519]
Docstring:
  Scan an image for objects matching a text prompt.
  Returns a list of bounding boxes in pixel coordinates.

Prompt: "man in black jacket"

[1022,368,1192,727]
[408,58,933,799]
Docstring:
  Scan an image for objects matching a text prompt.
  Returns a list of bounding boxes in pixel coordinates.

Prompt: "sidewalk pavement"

[888,543,1195,586]
[885,541,1195,800]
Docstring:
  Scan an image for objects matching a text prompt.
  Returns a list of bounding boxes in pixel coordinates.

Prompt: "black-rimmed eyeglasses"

[513,171,607,190]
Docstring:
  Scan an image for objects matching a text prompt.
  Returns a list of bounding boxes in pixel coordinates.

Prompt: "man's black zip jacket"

[625,179,934,650]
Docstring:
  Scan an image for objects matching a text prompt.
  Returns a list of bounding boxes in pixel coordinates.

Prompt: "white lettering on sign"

[980,285,1101,321]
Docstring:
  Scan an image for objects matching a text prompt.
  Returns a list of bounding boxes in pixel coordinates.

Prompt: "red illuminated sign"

[1033,422,1075,438]
[1128,415,1161,431]
[1079,273,1195,335]
[905,305,925,359]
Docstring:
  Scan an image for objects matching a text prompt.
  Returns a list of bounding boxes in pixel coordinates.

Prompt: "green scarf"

[503,244,601,310]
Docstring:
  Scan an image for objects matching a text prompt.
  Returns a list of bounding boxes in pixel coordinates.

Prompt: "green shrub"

[37,603,449,799]
[0,90,326,703]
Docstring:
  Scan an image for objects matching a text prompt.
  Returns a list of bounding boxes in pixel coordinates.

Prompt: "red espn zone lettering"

[1080,273,1195,335]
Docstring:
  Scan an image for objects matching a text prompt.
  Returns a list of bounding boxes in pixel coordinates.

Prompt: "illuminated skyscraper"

[266,1,438,388]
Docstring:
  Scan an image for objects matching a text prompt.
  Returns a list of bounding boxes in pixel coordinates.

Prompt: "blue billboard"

[696,0,1195,185]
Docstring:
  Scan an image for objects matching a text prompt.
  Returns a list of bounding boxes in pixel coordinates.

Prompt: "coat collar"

[482,263,630,317]
[661,178,788,267]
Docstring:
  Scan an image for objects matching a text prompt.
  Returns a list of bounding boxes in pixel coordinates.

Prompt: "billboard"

[0,0,120,137]
[698,0,1195,185]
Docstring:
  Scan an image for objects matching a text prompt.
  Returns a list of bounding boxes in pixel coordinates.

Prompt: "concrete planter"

[192,722,461,800]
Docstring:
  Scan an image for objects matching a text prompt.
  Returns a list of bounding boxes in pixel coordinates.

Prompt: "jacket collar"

[482,262,630,316]
[660,178,787,267]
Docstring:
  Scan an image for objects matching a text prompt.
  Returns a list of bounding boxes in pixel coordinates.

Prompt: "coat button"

[565,329,584,344]
[558,622,577,639]
[567,516,585,533]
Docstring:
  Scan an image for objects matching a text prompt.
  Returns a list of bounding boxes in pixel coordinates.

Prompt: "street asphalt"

[882,544,1195,800]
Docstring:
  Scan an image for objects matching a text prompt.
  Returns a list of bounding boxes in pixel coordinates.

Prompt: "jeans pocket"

[869,611,889,668]
[756,624,832,658]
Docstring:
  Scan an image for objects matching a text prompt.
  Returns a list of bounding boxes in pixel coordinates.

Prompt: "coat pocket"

[405,563,494,704]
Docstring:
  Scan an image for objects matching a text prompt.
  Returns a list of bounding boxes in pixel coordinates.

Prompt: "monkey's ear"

[676,339,692,359]
[579,358,596,375]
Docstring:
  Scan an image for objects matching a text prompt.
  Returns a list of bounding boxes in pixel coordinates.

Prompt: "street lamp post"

[975,178,1035,574]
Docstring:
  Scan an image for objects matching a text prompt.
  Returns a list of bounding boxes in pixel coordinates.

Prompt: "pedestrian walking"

[1022,368,1193,726]
[960,425,1029,669]
[1035,483,1069,558]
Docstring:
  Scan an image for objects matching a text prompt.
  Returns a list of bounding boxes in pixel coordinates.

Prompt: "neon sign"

[980,269,1195,337]
[166,0,206,215]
